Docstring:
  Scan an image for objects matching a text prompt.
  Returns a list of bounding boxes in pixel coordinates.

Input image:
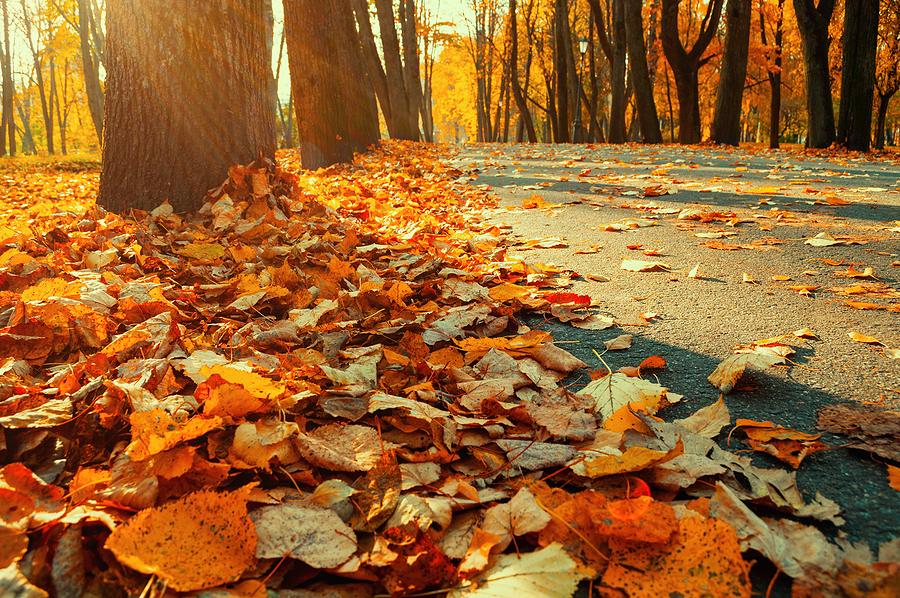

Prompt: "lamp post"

[572,36,589,143]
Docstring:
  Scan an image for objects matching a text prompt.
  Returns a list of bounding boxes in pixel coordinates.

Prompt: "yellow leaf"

[105,487,257,591]
[848,331,881,344]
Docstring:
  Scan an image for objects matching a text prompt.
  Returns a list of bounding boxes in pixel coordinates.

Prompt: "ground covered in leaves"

[0,142,898,598]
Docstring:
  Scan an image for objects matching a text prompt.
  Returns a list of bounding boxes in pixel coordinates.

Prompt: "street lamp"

[572,37,589,143]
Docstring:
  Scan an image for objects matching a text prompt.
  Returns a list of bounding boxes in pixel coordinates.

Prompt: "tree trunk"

[352,0,391,131]
[624,0,662,143]
[792,0,835,148]
[509,0,537,141]
[286,0,379,169]
[874,91,895,150]
[660,0,724,144]
[711,0,752,146]
[55,58,68,155]
[21,0,54,154]
[1,0,14,156]
[836,0,879,151]
[400,0,421,140]
[98,0,276,213]
[761,0,784,149]
[554,0,569,142]
[588,0,627,143]
[16,96,37,155]
[374,0,416,140]
[77,0,103,145]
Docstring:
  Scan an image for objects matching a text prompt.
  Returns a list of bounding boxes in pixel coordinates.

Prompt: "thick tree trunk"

[77,0,103,145]
[554,0,569,142]
[509,0,537,142]
[286,0,379,169]
[98,0,276,213]
[660,0,724,144]
[711,0,751,146]
[374,0,416,140]
[623,0,662,143]
[793,0,835,148]
[836,0,879,151]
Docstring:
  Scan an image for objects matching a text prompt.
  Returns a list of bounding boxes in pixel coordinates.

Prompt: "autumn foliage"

[0,143,898,597]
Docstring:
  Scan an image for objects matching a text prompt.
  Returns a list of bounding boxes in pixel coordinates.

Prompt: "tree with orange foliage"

[660,0,725,144]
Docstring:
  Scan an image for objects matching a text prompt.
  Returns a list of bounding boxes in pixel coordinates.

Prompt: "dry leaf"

[604,334,633,351]
[621,259,670,272]
[105,487,256,591]
[848,331,881,344]
[708,354,785,393]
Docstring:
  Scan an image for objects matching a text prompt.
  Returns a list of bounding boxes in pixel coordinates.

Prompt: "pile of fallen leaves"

[0,141,898,598]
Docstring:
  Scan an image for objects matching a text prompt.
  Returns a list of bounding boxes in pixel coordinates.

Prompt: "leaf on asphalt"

[888,465,900,493]
[447,543,585,598]
[621,259,670,272]
[250,502,356,568]
[817,404,900,461]
[570,314,615,330]
[604,334,632,350]
[688,263,702,278]
[848,331,881,344]
[708,354,785,393]
[105,487,256,591]
[733,419,827,468]
[804,232,842,246]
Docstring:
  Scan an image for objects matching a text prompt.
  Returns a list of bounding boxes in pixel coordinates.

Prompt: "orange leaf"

[848,331,881,344]
[104,487,257,591]
[639,355,666,370]
[888,465,900,493]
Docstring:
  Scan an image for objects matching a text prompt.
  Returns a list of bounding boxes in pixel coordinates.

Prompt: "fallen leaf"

[604,334,632,351]
[105,487,256,591]
[804,232,842,247]
[888,465,900,493]
[250,502,356,568]
[621,259,670,272]
[848,331,881,344]
[708,354,785,393]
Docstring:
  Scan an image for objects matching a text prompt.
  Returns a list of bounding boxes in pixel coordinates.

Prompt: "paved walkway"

[450,142,900,591]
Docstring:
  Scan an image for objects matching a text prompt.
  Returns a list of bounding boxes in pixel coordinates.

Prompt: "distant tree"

[660,0,725,144]
[98,0,275,213]
[1,0,14,156]
[836,0,879,151]
[588,0,627,143]
[793,0,835,148]
[284,0,379,168]
[760,0,785,148]
[623,0,662,143]
[509,0,537,141]
[20,0,54,154]
[711,0,752,146]
[875,0,900,150]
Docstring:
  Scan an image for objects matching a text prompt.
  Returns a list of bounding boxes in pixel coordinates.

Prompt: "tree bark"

[98,0,276,213]
[77,0,103,145]
[761,0,784,148]
[711,0,752,145]
[285,0,379,169]
[1,0,14,155]
[792,0,835,148]
[623,0,662,143]
[400,0,422,140]
[588,0,627,143]
[554,0,569,142]
[660,0,724,144]
[836,0,879,151]
[21,0,54,154]
[509,0,537,141]
[374,0,416,140]
[352,0,391,131]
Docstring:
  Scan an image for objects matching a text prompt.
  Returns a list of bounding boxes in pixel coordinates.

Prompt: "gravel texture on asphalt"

[451,142,900,597]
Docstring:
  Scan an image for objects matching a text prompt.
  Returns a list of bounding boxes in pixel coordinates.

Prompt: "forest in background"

[0,0,898,159]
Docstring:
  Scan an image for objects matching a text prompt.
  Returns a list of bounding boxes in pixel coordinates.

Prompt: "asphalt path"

[450,142,900,596]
